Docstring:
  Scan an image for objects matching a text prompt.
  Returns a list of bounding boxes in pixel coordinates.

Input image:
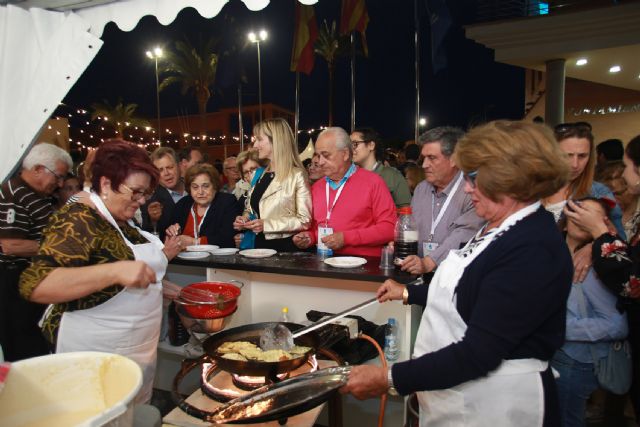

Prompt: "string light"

[50,103,317,154]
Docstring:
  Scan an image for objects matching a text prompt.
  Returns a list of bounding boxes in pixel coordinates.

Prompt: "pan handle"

[171,355,222,421]
[226,279,245,290]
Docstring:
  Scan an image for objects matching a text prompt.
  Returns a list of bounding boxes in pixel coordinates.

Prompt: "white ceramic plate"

[239,249,277,258]
[210,248,240,256]
[177,251,210,260]
[186,244,219,252]
[324,257,367,268]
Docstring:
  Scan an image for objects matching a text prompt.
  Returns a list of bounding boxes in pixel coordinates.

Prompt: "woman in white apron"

[20,140,182,403]
[341,121,574,426]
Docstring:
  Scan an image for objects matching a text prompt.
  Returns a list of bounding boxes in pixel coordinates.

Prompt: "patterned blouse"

[19,201,149,345]
[592,231,640,305]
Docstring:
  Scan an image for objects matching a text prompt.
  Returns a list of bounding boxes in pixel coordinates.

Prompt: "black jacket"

[171,192,241,248]
[141,186,180,241]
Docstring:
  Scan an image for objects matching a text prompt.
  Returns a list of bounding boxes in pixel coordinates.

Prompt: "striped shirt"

[0,176,54,264]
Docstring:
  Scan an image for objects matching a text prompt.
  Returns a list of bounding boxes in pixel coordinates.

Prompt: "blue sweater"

[393,207,573,394]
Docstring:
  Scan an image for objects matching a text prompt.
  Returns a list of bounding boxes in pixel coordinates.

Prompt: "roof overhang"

[465,2,640,91]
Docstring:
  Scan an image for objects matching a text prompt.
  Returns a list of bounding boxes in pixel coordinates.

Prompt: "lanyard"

[429,173,463,241]
[325,164,357,223]
[190,204,210,242]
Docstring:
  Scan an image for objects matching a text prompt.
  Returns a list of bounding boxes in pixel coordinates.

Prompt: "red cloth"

[182,205,208,245]
[290,4,318,75]
[310,167,397,257]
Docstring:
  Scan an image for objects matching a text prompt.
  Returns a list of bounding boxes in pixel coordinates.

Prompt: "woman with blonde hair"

[233,118,311,252]
[342,121,573,426]
[543,122,624,284]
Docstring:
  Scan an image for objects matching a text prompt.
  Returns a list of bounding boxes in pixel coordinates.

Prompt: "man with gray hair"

[141,146,187,240]
[399,127,483,278]
[293,127,396,257]
[0,142,72,360]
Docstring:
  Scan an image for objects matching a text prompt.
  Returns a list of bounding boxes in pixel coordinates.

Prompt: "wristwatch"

[388,367,398,396]
[402,287,409,305]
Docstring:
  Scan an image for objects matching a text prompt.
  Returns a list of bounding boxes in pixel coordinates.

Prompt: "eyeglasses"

[120,183,153,201]
[463,170,478,188]
[242,166,258,177]
[351,140,370,150]
[43,166,65,182]
[554,122,592,134]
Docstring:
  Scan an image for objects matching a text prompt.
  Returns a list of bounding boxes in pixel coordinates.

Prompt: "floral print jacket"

[592,232,640,303]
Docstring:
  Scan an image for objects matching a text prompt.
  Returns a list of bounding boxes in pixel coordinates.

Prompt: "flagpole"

[238,84,244,151]
[414,0,421,143]
[295,72,300,146]
[350,31,356,133]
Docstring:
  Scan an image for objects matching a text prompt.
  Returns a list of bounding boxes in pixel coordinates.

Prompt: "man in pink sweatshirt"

[293,127,397,257]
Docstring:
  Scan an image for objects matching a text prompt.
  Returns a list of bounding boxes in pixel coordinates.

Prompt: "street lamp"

[419,117,428,127]
[146,47,163,145]
[248,29,267,123]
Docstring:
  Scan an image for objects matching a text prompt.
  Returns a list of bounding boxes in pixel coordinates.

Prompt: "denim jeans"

[552,349,600,427]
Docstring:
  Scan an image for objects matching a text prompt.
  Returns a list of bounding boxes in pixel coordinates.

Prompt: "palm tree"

[159,37,219,145]
[91,98,151,135]
[314,20,349,126]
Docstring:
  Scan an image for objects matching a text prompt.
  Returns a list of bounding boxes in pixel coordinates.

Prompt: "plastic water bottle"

[384,318,399,361]
[394,207,418,269]
[280,307,289,323]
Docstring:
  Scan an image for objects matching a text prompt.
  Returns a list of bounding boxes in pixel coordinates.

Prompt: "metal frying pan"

[171,322,322,421]
[202,322,320,378]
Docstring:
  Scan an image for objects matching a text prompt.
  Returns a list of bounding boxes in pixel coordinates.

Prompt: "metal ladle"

[260,277,423,351]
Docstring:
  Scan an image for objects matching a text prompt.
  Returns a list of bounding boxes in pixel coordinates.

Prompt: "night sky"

[64,0,525,145]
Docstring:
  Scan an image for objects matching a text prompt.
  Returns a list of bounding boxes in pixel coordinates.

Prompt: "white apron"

[54,192,167,403]
[414,202,547,427]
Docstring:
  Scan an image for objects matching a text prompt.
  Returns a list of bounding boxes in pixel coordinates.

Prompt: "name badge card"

[423,241,439,256]
[318,226,333,251]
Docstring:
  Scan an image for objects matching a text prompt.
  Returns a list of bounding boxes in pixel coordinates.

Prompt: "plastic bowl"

[177,281,242,319]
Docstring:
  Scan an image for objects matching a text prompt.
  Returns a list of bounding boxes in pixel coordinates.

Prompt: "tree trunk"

[328,62,335,126]
[196,90,209,148]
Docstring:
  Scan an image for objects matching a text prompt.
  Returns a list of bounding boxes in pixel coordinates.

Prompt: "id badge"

[423,241,439,256]
[317,226,333,251]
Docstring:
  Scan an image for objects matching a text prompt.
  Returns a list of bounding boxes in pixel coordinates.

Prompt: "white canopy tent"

[0,0,317,183]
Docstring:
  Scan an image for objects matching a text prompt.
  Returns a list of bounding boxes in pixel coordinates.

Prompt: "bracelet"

[402,287,409,305]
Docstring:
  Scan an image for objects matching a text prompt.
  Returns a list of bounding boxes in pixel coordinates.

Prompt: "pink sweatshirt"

[310,167,397,257]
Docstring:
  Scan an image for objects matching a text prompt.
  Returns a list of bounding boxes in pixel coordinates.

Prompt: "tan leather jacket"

[244,168,312,240]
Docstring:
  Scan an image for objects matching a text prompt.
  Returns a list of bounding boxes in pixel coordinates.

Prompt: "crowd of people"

[1,117,640,425]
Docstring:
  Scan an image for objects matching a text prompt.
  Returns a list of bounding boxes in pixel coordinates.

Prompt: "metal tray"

[207,366,352,424]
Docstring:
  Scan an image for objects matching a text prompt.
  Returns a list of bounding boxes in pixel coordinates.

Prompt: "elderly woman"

[233,118,312,252]
[234,149,264,204]
[19,139,182,403]
[565,134,640,422]
[342,121,573,426]
[166,163,240,248]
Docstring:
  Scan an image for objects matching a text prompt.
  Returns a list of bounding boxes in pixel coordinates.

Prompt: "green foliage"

[314,20,350,67]
[159,37,219,115]
[90,98,151,134]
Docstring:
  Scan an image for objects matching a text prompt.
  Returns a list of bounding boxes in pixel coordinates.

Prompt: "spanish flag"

[339,0,369,55]
[290,4,318,75]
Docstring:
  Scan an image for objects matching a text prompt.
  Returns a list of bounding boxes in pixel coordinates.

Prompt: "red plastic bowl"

[178,281,242,319]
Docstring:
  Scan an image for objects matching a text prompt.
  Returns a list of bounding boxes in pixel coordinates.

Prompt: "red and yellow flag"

[340,0,369,55]
[290,4,318,75]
